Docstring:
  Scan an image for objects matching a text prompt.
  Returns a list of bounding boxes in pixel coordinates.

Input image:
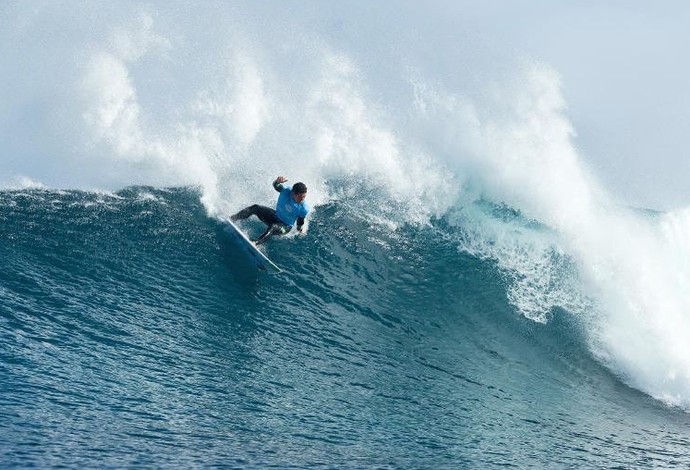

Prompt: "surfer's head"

[292,182,307,203]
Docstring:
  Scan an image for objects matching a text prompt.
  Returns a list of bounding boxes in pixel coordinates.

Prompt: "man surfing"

[230,176,310,245]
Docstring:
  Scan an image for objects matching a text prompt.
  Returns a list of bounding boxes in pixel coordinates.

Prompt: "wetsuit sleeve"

[273,179,284,192]
[296,204,309,231]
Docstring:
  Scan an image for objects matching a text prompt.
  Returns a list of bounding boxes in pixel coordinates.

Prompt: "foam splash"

[1,176,47,191]
[45,5,449,222]
[590,208,690,407]
[411,61,690,408]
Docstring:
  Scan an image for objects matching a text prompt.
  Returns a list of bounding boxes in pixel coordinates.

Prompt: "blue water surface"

[1,187,689,468]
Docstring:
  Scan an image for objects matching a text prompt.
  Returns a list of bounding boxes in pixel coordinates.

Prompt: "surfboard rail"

[221,217,283,273]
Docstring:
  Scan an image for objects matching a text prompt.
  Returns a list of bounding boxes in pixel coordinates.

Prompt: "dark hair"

[292,182,307,194]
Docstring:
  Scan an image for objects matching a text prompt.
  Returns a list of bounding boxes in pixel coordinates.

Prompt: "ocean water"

[2,187,690,468]
[3,2,690,468]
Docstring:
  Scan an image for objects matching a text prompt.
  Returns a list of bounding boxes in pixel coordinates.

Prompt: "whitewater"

[2,2,690,468]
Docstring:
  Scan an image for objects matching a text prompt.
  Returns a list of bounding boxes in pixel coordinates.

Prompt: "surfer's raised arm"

[273,176,288,192]
[231,176,310,245]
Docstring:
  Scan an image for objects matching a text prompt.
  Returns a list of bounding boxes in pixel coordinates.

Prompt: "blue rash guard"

[275,186,310,228]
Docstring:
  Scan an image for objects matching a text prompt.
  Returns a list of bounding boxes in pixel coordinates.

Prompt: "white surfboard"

[221,217,283,273]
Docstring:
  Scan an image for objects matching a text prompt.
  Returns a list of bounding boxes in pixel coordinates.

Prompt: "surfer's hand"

[276,176,288,184]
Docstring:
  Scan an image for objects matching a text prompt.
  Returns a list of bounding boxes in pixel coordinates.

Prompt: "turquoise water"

[2,187,689,468]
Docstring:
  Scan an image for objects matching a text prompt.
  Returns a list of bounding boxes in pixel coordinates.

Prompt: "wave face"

[3,2,690,467]
[1,188,690,468]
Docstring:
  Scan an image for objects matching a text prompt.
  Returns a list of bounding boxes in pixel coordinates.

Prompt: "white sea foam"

[1,176,47,190]
[412,62,690,409]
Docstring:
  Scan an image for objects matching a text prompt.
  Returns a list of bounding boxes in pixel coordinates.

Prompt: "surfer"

[230,176,310,245]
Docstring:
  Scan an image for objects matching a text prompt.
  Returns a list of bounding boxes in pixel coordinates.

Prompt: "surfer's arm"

[296,216,306,232]
[296,205,309,233]
[273,176,288,192]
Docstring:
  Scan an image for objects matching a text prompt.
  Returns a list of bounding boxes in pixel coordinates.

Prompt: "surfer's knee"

[245,204,264,216]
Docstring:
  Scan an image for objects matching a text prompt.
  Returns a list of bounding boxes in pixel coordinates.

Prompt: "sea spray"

[411,59,690,408]
[588,209,690,408]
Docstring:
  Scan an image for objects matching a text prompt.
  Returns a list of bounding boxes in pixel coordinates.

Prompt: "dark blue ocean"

[2,187,690,468]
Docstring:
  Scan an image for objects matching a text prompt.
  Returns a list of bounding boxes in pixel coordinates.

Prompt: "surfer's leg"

[231,205,275,223]
[254,225,280,245]
[253,224,290,245]
[230,205,255,221]
[254,207,281,227]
